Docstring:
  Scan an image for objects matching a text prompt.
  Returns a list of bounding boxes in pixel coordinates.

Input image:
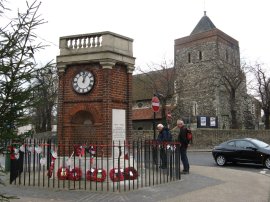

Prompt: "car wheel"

[216,155,226,166]
[264,157,270,169]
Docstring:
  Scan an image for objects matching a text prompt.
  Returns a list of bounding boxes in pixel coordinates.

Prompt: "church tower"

[174,12,246,129]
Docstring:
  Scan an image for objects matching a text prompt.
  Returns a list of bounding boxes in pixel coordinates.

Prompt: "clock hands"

[82,72,86,83]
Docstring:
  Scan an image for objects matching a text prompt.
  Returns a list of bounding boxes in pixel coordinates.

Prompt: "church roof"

[190,11,216,35]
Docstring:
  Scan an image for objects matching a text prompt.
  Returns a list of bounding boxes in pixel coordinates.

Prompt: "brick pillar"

[126,65,134,141]
[57,67,65,142]
[101,61,114,142]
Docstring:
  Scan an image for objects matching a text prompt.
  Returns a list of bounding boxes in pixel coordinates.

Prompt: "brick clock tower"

[56,32,135,145]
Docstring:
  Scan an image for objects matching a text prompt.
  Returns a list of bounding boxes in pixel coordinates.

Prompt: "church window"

[225,50,229,61]
[192,101,198,116]
[137,102,143,108]
[199,51,202,60]
[188,53,191,63]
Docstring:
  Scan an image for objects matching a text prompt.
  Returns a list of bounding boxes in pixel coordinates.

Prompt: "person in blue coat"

[157,123,170,169]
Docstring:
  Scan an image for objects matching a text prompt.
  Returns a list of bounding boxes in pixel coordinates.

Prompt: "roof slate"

[190,11,216,35]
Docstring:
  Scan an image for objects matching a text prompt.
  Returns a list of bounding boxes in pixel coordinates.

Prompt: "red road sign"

[151,96,160,112]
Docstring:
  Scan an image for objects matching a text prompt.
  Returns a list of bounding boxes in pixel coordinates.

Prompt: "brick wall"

[58,63,132,144]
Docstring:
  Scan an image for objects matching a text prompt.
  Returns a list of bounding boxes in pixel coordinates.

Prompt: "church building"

[133,12,261,130]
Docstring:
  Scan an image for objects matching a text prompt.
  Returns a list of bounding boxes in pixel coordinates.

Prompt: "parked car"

[212,138,270,169]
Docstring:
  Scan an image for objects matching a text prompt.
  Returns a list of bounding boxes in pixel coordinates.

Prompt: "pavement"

[1,163,270,202]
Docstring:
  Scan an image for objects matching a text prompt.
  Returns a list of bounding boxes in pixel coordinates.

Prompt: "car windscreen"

[251,139,269,148]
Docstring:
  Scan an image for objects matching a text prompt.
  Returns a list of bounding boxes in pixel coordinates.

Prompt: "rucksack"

[186,129,193,143]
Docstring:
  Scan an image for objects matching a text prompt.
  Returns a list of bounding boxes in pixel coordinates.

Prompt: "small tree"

[31,61,58,133]
[249,63,270,129]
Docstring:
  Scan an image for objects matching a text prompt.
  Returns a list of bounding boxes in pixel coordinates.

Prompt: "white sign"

[200,117,206,126]
[210,117,216,127]
[112,109,126,142]
[112,109,126,158]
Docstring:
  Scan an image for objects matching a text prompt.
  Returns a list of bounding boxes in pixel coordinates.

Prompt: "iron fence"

[7,139,181,192]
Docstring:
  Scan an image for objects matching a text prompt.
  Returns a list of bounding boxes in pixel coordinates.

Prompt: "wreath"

[57,167,69,180]
[124,167,138,180]
[92,168,107,182]
[109,168,124,182]
[86,168,97,181]
[68,167,82,181]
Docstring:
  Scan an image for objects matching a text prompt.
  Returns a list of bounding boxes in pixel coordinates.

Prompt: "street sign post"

[151,96,160,112]
[152,96,160,140]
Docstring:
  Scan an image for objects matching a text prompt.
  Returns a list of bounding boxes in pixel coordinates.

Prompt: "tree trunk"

[231,109,238,129]
[46,105,52,131]
[41,109,46,132]
[161,98,167,127]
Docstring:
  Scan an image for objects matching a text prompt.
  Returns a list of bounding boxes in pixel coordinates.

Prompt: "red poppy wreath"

[93,168,107,182]
[124,167,138,180]
[68,167,82,181]
[109,168,124,182]
[57,167,69,180]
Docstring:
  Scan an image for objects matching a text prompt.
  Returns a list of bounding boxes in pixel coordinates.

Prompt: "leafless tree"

[135,59,176,127]
[216,60,247,129]
[249,63,270,129]
[32,61,58,132]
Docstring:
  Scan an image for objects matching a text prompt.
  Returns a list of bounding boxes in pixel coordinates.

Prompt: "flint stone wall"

[132,130,270,149]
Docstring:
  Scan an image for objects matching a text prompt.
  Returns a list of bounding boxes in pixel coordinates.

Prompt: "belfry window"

[225,50,228,61]
[199,51,202,60]
[188,53,191,63]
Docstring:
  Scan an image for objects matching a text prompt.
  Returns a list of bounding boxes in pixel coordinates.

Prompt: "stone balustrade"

[57,31,135,68]
[59,31,133,57]
[64,34,102,49]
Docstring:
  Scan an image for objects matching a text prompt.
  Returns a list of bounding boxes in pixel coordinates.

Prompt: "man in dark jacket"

[157,124,169,169]
[177,120,190,174]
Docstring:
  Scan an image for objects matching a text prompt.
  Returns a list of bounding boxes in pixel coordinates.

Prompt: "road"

[188,151,270,176]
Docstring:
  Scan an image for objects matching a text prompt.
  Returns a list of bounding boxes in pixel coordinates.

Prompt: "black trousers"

[180,147,189,171]
[160,147,167,167]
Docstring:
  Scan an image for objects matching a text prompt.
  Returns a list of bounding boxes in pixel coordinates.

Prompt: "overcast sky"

[5,0,270,71]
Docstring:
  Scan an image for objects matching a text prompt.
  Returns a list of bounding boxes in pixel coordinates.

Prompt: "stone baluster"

[83,37,87,48]
[87,36,91,48]
[93,36,97,47]
[96,35,101,47]
[78,38,82,48]
[74,38,78,49]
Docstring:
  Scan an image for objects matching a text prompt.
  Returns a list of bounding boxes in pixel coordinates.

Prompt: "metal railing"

[7,139,181,192]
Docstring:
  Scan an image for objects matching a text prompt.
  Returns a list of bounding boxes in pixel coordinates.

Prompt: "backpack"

[186,129,193,144]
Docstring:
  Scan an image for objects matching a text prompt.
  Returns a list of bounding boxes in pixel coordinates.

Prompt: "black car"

[212,138,270,169]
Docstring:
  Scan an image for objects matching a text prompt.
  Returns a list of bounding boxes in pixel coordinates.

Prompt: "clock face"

[72,71,95,94]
